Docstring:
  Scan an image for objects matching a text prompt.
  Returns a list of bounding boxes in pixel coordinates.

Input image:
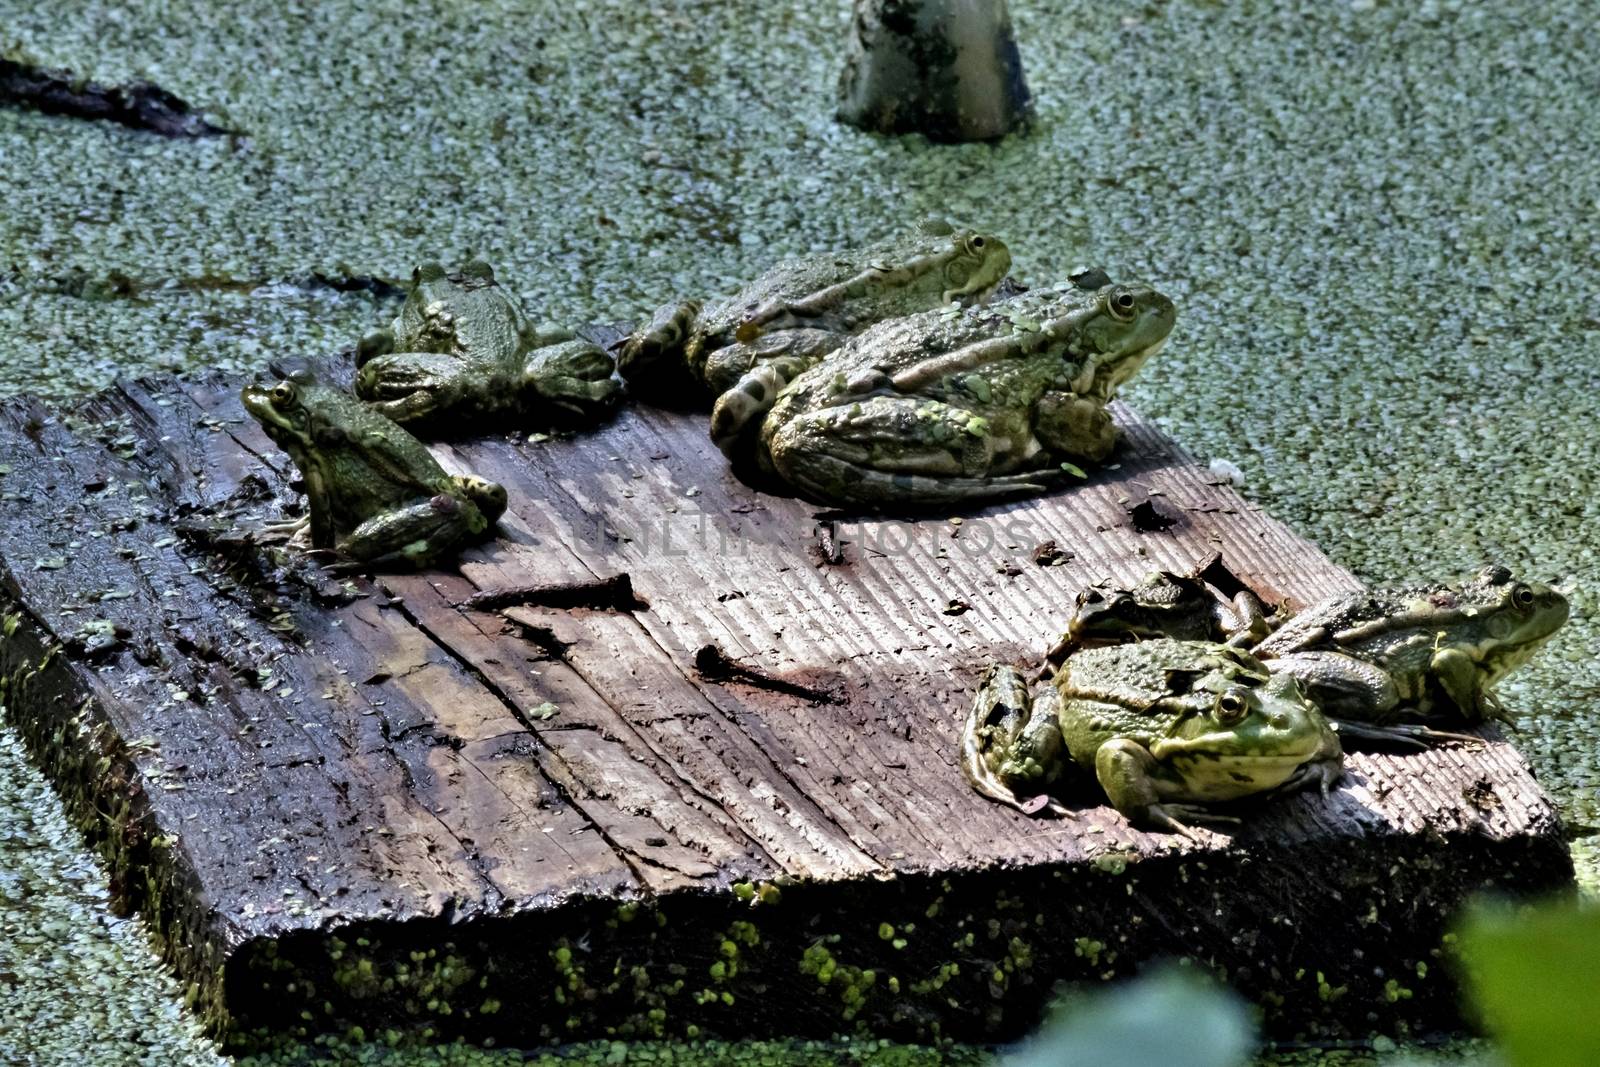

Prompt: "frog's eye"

[270,381,298,407]
[1512,584,1535,608]
[1214,689,1250,725]
[965,235,988,255]
[1105,287,1138,322]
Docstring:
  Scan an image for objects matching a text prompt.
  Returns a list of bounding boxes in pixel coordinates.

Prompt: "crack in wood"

[379,594,660,894]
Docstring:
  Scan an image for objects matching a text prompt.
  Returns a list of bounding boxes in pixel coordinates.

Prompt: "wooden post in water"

[837,0,1033,142]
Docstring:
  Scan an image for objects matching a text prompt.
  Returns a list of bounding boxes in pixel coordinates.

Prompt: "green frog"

[962,639,1343,837]
[241,367,507,569]
[738,279,1175,508]
[1252,565,1569,739]
[355,262,620,430]
[616,219,1013,405]
[1036,570,1273,679]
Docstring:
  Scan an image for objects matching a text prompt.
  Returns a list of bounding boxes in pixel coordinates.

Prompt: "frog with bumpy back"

[733,278,1175,509]
[1055,566,1570,746]
[963,639,1343,837]
[242,367,507,569]
[1251,565,1568,741]
[616,218,1013,407]
[1036,570,1274,680]
[355,262,619,431]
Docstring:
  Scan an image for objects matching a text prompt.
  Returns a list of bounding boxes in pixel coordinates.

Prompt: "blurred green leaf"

[1458,900,1600,1067]
[1001,967,1254,1067]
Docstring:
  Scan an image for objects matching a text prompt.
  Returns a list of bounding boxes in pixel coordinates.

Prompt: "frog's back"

[1053,640,1197,763]
[1254,590,1418,656]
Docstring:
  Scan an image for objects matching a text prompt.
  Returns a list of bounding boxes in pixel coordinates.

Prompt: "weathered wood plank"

[0,363,1572,1049]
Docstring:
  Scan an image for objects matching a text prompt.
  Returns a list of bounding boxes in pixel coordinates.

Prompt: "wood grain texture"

[0,362,1573,1048]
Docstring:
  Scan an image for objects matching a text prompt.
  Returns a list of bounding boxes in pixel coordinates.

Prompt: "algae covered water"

[2,1,1597,1064]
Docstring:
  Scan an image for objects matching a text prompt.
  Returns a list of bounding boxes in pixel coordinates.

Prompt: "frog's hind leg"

[1327,719,1484,750]
[523,340,622,422]
[962,665,1070,816]
[709,352,821,455]
[616,301,701,383]
[335,493,494,571]
[778,451,1055,509]
[767,397,1059,509]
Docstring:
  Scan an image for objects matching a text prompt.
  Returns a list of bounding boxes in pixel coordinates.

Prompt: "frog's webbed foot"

[354,354,462,425]
[1330,718,1484,750]
[256,513,311,544]
[1146,804,1239,841]
[616,301,700,382]
[786,455,1055,509]
[524,340,622,421]
[962,665,1068,815]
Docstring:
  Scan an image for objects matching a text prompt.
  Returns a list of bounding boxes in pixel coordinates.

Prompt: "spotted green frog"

[963,639,1343,837]
[1037,570,1273,679]
[242,367,507,569]
[355,262,619,430]
[617,219,1012,406]
[737,279,1175,509]
[1253,565,1569,740]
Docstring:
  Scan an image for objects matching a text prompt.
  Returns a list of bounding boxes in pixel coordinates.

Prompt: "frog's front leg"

[962,665,1068,815]
[616,301,702,383]
[1430,646,1500,722]
[1220,590,1274,647]
[1033,390,1119,463]
[335,492,494,570]
[1093,739,1236,840]
[766,396,1056,509]
[523,339,621,421]
[257,512,311,543]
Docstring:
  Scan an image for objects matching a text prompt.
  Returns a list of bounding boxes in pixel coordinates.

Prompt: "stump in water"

[837,0,1033,142]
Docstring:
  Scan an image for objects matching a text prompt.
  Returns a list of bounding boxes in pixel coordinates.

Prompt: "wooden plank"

[0,364,1572,1049]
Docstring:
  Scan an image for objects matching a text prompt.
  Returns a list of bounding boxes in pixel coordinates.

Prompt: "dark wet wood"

[0,363,1573,1048]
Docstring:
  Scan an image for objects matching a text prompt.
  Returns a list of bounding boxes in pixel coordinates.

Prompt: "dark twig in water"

[0,56,233,138]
